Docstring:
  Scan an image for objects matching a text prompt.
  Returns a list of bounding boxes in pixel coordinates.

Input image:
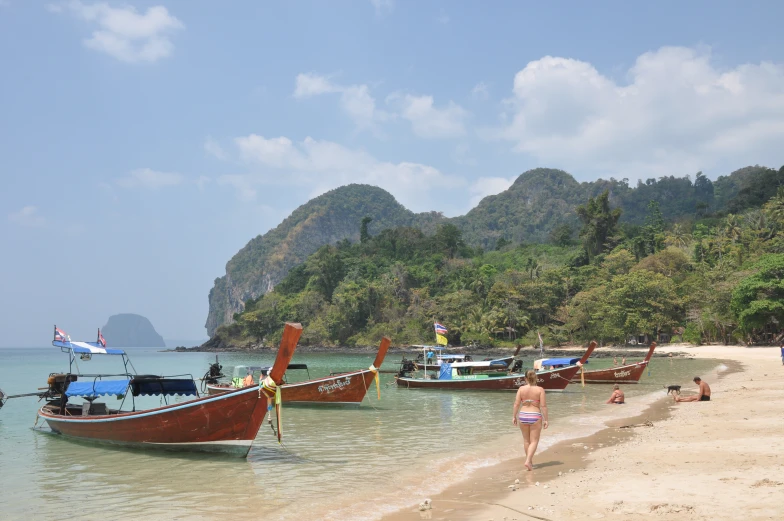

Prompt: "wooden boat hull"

[38,385,270,456]
[206,371,377,404]
[207,337,391,405]
[396,365,582,391]
[570,343,656,384]
[37,322,303,456]
[570,361,649,384]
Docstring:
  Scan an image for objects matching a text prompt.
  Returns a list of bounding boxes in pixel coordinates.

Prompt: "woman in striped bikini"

[512,369,549,471]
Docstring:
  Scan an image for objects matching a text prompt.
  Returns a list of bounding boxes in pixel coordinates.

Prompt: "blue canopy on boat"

[65,379,131,397]
[53,340,126,356]
[539,357,584,367]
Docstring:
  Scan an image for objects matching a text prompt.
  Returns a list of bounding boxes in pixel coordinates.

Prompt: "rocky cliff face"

[205,184,444,335]
[206,166,758,335]
[102,313,166,348]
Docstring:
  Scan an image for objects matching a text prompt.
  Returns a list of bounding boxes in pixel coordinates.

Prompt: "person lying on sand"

[606,384,625,404]
[674,377,711,402]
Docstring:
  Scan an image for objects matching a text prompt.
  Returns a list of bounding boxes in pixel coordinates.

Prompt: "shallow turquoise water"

[0,347,722,520]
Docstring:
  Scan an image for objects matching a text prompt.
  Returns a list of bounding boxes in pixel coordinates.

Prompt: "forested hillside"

[207,168,784,349]
[206,165,784,336]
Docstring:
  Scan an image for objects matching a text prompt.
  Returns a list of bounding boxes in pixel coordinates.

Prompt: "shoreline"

[384,345,783,521]
[163,343,690,359]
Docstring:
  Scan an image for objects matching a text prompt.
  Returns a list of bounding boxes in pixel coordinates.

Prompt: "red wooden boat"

[37,323,302,457]
[396,342,596,391]
[570,342,657,384]
[207,337,391,405]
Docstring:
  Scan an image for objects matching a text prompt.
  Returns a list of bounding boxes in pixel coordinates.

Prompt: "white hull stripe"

[281,370,369,388]
[38,385,262,423]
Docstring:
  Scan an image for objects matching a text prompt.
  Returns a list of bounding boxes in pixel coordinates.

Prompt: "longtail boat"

[207,337,391,405]
[569,342,657,384]
[410,345,521,373]
[396,341,596,391]
[36,323,302,456]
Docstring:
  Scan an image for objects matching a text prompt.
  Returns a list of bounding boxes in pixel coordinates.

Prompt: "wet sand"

[384,345,784,521]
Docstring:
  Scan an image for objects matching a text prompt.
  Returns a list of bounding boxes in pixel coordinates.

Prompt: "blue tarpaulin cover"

[540,358,584,367]
[439,363,452,380]
[65,379,131,397]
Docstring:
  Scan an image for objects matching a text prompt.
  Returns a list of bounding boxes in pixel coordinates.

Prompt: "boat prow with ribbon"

[569,342,657,384]
[206,337,391,405]
[36,323,301,456]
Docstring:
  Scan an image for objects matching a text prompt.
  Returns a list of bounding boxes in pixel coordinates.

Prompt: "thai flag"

[434,322,448,335]
[98,329,106,347]
[54,327,69,342]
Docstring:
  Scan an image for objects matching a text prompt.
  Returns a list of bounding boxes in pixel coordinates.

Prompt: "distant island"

[102,314,166,348]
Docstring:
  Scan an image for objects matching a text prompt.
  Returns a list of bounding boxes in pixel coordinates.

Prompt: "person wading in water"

[513,370,548,471]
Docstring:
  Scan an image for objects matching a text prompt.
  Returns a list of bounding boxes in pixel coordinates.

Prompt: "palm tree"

[724,214,742,244]
[666,223,690,248]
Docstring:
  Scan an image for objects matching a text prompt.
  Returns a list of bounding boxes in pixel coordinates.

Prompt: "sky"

[2,1,784,346]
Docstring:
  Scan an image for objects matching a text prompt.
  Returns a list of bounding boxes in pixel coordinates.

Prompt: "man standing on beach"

[674,377,711,402]
[780,342,784,366]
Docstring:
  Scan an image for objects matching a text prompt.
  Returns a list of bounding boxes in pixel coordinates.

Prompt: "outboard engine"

[510,359,524,372]
[204,356,224,385]
[46,373,77,403]
[398,358,416,377]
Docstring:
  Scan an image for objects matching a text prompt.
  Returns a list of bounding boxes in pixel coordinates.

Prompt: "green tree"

[434,223,466,259]
[549,223,574,246]
[600,270,681,343]
[360,216,373,244]
[731,254,784,335]
[576,190,622,261]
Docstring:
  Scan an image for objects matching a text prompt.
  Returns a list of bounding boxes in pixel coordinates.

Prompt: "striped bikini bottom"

[518,411,542,425]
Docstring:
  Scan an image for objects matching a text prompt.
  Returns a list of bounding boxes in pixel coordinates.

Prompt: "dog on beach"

[665,385,681,395]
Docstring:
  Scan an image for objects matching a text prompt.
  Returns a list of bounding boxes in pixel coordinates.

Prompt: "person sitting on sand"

[674,377,711,402]
[513,370,549,472]
[242,370,254,387]
[606,384,625,404]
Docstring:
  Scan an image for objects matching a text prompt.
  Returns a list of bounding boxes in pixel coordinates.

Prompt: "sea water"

[0,347,721,520]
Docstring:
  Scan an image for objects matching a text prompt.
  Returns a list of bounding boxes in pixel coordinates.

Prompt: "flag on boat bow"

[97,328,106,347]
[54,326,70,343]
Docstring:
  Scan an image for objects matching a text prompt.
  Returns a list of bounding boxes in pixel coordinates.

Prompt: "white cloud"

[472,81,489,100]
[468,176,516,208]
[9,206,46,227]
[293,73,341,98]
[370,0,394,16]
[395,94,468,138]
[49,1,184,63]
[116,168,184,189]
[217,174,256,202]
[495,46,784,180]
[204,137,226,160]
[195,176,210,191]
[293,73,390,130]
[228,134,463,213]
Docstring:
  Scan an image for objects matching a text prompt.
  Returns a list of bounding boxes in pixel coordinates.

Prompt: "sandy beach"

[385,345,784,521]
